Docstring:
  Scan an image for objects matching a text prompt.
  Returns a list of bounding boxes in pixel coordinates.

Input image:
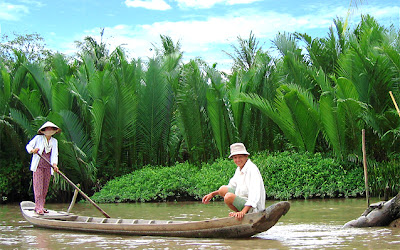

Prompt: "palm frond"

[59,109,92,157]
[0,67,11,115]
[136,58,173,165]
[90,99,106,161]
[319,92,346,158]
[52,83,72,112]
[175,60,210,163]
[50,53,71,82]
[238,84,320,152]
[23,61,52,109]
[9,108,35,137]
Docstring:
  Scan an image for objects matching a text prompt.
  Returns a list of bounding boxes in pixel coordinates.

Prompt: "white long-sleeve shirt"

[26,135,58,175]
[227,159,266,212]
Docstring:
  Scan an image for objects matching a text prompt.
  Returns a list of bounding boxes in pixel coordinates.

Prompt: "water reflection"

[2,199,400,249]
[264,224,400,249]
[27,229,52,249]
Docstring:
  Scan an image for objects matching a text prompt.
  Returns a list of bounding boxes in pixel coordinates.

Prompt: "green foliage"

[0,32,52,70]
[91,151,366,203]
[223,30,261,71]
[190,158,236,199]
[91,163,199,202]
[0,159,31,202]
[254,151,364,199]
[369,156,400,198]
[3,15,400,202]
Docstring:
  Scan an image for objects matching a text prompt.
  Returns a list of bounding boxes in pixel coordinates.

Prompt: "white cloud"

[360,5,400,19]
[70,6,344,70]
[226,0,262,5]
[17,0,44,8]
[0,2,29,21]
[125,0,171,10]
[174,0,261,9]
[174,0,225,9]
[58,2,399,72]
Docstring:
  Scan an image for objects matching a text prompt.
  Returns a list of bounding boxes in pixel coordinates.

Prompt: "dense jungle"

[1,14,400,203]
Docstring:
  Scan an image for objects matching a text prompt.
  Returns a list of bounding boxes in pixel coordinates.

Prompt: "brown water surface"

[2,198,400,249]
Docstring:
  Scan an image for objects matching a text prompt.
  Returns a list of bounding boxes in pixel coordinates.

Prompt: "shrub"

[369,156,400,198]
[253,151,364,199]
[189,158,236,199]
[91,151,367,203]
[0,159,31,202]
[91,163,199,203]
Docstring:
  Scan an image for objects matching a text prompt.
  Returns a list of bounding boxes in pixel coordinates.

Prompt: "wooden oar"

[37,153,111,218]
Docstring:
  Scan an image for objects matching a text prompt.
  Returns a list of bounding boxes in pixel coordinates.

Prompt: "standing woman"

[26,121,61,215]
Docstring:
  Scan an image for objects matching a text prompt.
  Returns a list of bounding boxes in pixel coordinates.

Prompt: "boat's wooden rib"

[20,200,290,238]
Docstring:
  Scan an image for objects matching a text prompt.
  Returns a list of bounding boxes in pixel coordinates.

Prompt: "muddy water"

[2,198,400,249]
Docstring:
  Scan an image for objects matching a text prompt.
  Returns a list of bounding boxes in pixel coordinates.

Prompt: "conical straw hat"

[37,121,61,135]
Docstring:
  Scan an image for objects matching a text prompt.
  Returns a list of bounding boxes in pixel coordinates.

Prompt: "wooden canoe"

[20,200,290,238]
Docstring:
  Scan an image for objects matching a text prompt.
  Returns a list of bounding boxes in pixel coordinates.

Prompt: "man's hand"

[229,206,251,220]
[229,211,246,220]
[202,193,214,204]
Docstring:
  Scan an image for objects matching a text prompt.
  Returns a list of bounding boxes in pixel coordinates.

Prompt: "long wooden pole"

[389,90,400,202]
[37,153,111,218]
[389,91,400,117]
[362,129,370,207]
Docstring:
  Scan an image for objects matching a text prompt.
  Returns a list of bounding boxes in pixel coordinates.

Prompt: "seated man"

[202,143,266,220]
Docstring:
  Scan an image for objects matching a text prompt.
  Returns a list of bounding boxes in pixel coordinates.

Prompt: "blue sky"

[0,0,399,71]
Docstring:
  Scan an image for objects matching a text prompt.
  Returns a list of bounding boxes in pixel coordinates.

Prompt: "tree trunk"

[343,192,400,228]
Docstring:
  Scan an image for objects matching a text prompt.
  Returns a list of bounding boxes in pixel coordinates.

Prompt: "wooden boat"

[20,200,290,238]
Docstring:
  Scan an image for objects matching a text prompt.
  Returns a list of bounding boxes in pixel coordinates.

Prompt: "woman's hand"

[31,148,39,154]
[53,164,59,173]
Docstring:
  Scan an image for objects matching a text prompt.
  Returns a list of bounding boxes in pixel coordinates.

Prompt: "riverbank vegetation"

[91,151,400,203]
[1,14,400,202]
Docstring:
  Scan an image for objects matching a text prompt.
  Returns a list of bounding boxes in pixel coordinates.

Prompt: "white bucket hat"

[228,143,250,158]
[37,121,61,135]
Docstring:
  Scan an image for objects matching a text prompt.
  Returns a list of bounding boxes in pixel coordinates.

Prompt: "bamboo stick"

[37,153,111,218]
[362,129,370,207]
[67,184,80,213]
[389,91,400,117]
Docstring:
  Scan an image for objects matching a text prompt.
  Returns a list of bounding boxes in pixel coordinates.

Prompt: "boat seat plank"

[42,215,78,221]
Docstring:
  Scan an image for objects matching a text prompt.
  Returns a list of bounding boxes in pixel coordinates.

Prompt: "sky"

[0,0,399,71]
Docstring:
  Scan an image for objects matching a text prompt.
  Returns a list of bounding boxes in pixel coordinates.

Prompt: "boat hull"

[20,201,290,238]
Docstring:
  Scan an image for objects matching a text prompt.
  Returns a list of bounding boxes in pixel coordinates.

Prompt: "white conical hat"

[37,121,61,135]
[228,143,250,158]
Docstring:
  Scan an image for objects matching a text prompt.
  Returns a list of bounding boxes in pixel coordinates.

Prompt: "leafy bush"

[0,159,31,202]
[189,157,236,199]
[253,151,364,199]
[369,156,400,198]
[91,162,199,203]
[92,151,367,203]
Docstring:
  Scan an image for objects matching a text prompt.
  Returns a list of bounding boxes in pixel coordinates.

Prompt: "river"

[1,198,400,249]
